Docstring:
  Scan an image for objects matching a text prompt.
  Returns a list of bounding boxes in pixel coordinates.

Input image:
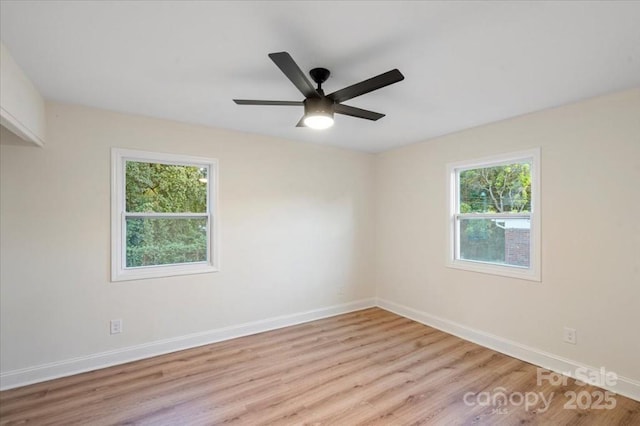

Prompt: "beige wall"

[0,103,375,374]
[1,89,638,388]
[375,89,640,380]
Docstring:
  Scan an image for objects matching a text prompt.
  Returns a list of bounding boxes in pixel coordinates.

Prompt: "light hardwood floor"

[1,308,638,425]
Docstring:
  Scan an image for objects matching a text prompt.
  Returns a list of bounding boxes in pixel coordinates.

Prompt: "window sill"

[447,259,540,282]
[111,263,219,282]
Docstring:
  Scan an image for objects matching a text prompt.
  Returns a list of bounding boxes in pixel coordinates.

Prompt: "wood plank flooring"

[1,308,639,425]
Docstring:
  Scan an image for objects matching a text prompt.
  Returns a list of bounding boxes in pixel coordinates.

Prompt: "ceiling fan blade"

[334,104,385,121]
[328,69,404,103]
[268,52,319,99]
[296,116,306,127]
[233,99,303,106]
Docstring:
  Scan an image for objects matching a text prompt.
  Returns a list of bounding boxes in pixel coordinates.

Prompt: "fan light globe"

[304,114,334,130]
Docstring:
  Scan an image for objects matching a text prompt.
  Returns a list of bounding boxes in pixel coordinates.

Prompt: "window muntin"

[112,149,219,281]
[448,149,540,281]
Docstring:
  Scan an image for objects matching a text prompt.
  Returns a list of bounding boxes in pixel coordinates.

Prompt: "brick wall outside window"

[505,228,530,267]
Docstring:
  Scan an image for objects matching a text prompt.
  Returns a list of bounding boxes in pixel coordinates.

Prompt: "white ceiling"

[1,1,639,153]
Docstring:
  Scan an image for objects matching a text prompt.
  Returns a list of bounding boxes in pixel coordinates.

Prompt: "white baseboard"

[375,297,640,402]
[0,298,376,391]
[3,296,638,403]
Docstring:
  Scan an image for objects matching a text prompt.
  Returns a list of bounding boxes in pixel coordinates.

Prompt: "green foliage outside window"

[459,163,531,213]
[125,161,208,267]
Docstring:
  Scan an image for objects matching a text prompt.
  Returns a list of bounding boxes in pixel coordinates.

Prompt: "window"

[111,148,219,281]
[447,148,540,281]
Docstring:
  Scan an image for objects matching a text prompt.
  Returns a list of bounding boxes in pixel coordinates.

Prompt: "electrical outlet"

[110,319,123,335]
[563,327,576,344]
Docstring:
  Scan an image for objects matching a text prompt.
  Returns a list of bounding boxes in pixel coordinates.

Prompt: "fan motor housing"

[304,96,334,116]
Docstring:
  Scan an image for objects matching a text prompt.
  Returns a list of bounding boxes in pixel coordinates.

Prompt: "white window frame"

[111,148,219,282]
[447,148,540,281]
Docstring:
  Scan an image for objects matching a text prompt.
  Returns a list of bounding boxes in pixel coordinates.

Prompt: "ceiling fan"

[233,52,404,130]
